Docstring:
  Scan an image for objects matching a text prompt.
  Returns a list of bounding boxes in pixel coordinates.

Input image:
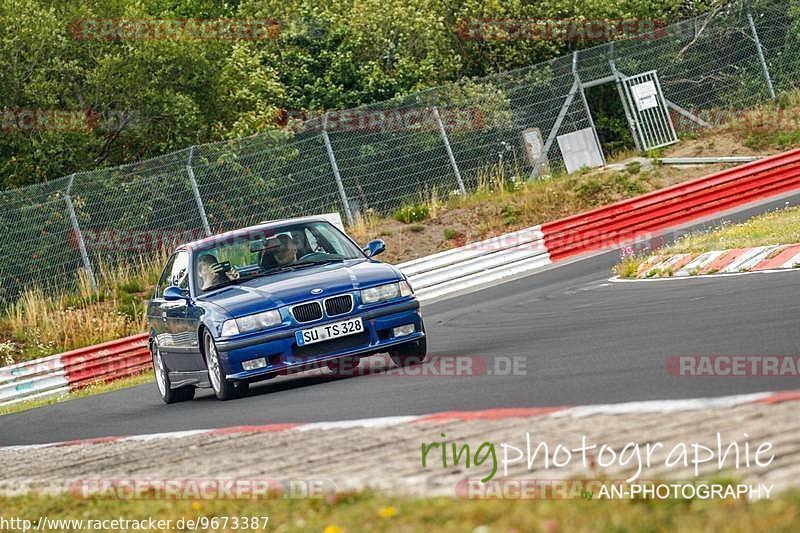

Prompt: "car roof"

[176,216,335,252]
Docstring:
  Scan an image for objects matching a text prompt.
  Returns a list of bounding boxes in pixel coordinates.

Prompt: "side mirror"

[364,239,386,258]
[163,285,187,301]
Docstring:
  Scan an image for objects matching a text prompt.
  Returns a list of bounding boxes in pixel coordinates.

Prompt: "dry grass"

[0,250,168,364]
[347,210,381,244]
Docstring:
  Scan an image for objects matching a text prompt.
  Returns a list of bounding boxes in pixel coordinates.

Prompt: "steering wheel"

[296,252,317,262]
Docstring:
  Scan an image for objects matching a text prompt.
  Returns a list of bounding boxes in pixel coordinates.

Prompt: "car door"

[159,251,196,370]
[148,253,177,349]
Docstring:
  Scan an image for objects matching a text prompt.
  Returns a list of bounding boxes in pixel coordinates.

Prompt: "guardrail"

[399,226,551,302]
[3,148,800,406]
[0,333,149,406]
[541,148,800,260]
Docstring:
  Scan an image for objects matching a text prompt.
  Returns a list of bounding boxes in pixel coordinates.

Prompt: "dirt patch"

[663,131,770,157]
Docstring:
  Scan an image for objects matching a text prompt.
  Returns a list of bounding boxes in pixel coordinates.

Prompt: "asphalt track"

[3,193,800,446]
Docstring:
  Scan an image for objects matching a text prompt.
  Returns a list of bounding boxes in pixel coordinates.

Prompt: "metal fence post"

[186,146,212,236]
[609,43,643,152]
[321,112,355,226]
[532,80,578,178]
[64,174,98,292]
[573,51,607,167]
[432,105,467,196]
[747,1,776,99]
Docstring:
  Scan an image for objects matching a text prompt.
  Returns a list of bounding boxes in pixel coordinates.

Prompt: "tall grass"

[0,249,168,363]
[348,210,380,243]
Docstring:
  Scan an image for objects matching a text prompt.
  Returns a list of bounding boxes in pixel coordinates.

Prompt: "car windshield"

[193,221,365,293]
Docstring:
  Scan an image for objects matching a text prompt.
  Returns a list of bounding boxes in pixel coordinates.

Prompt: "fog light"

[392,324,415,337]
[242,357,267,371]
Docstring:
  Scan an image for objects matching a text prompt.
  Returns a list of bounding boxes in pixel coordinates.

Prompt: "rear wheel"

[151,341,195,404]
[204,330,248,401]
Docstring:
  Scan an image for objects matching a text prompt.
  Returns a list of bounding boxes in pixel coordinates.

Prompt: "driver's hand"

[207,263,226,275]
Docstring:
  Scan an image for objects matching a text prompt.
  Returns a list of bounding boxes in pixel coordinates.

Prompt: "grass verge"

[0,488,797,532]
[659,205,800,253]
[0,371,152,418]
[613,205,800,277]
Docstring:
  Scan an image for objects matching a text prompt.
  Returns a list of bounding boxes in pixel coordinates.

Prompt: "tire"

[204,330,248,401]
[389,334,427,368]
[151,340,195,404]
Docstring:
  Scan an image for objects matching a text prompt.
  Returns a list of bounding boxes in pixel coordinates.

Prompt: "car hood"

[200,259,403,317]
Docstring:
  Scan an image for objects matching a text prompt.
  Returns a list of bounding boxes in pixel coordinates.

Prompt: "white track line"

[2,390,794,451]
[674,250,724,276]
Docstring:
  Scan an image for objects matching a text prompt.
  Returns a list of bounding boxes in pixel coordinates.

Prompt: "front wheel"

[152,341,195,404]
[204,330,248,401]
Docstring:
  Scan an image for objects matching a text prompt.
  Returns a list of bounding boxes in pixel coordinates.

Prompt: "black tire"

[389,335,427,368]
[204,330,247,401]
[151,340,195,404]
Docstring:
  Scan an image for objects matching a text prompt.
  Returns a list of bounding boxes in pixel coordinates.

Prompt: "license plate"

[296,317,364,346]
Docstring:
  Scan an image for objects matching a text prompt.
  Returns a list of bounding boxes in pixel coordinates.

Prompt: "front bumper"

[218,298,424,381]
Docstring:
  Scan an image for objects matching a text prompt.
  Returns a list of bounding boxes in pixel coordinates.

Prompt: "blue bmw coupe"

[147,217,426,402]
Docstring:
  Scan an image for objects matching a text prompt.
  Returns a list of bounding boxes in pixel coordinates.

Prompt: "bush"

[625,161,641,175]
[500,204,522,226]
[576,178,604,201]
[612,246,641,278]
[394,204,430,224]
[443,228,459,240]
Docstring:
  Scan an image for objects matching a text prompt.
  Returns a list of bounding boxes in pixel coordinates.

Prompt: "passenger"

[262,234,299,268]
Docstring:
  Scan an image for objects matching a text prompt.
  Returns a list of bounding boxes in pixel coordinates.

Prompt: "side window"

[155,254,177,299]
[170,251,190,290]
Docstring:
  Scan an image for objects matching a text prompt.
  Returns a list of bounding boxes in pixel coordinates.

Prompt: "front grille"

[293,331,370,358]
[292,302,323,322]
[325,294,353,317]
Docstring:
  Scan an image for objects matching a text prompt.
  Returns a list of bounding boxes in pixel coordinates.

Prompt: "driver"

[265,233,299,267]
[197,253,234,290]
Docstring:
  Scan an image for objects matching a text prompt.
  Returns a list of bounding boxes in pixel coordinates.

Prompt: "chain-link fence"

[3,0,796,301]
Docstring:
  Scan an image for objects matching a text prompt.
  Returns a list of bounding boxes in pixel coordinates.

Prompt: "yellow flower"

[191,501,203,511]
[323,526,342,533]
[378,506,398,518]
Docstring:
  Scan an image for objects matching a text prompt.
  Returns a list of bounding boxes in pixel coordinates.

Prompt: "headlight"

[220,319,239,337]
[399,280,413,296]
[221,309,282,337]
[361,281,412,304]
[237,309,282,333]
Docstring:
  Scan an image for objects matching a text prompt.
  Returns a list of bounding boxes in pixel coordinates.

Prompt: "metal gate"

[620,71,678,151]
